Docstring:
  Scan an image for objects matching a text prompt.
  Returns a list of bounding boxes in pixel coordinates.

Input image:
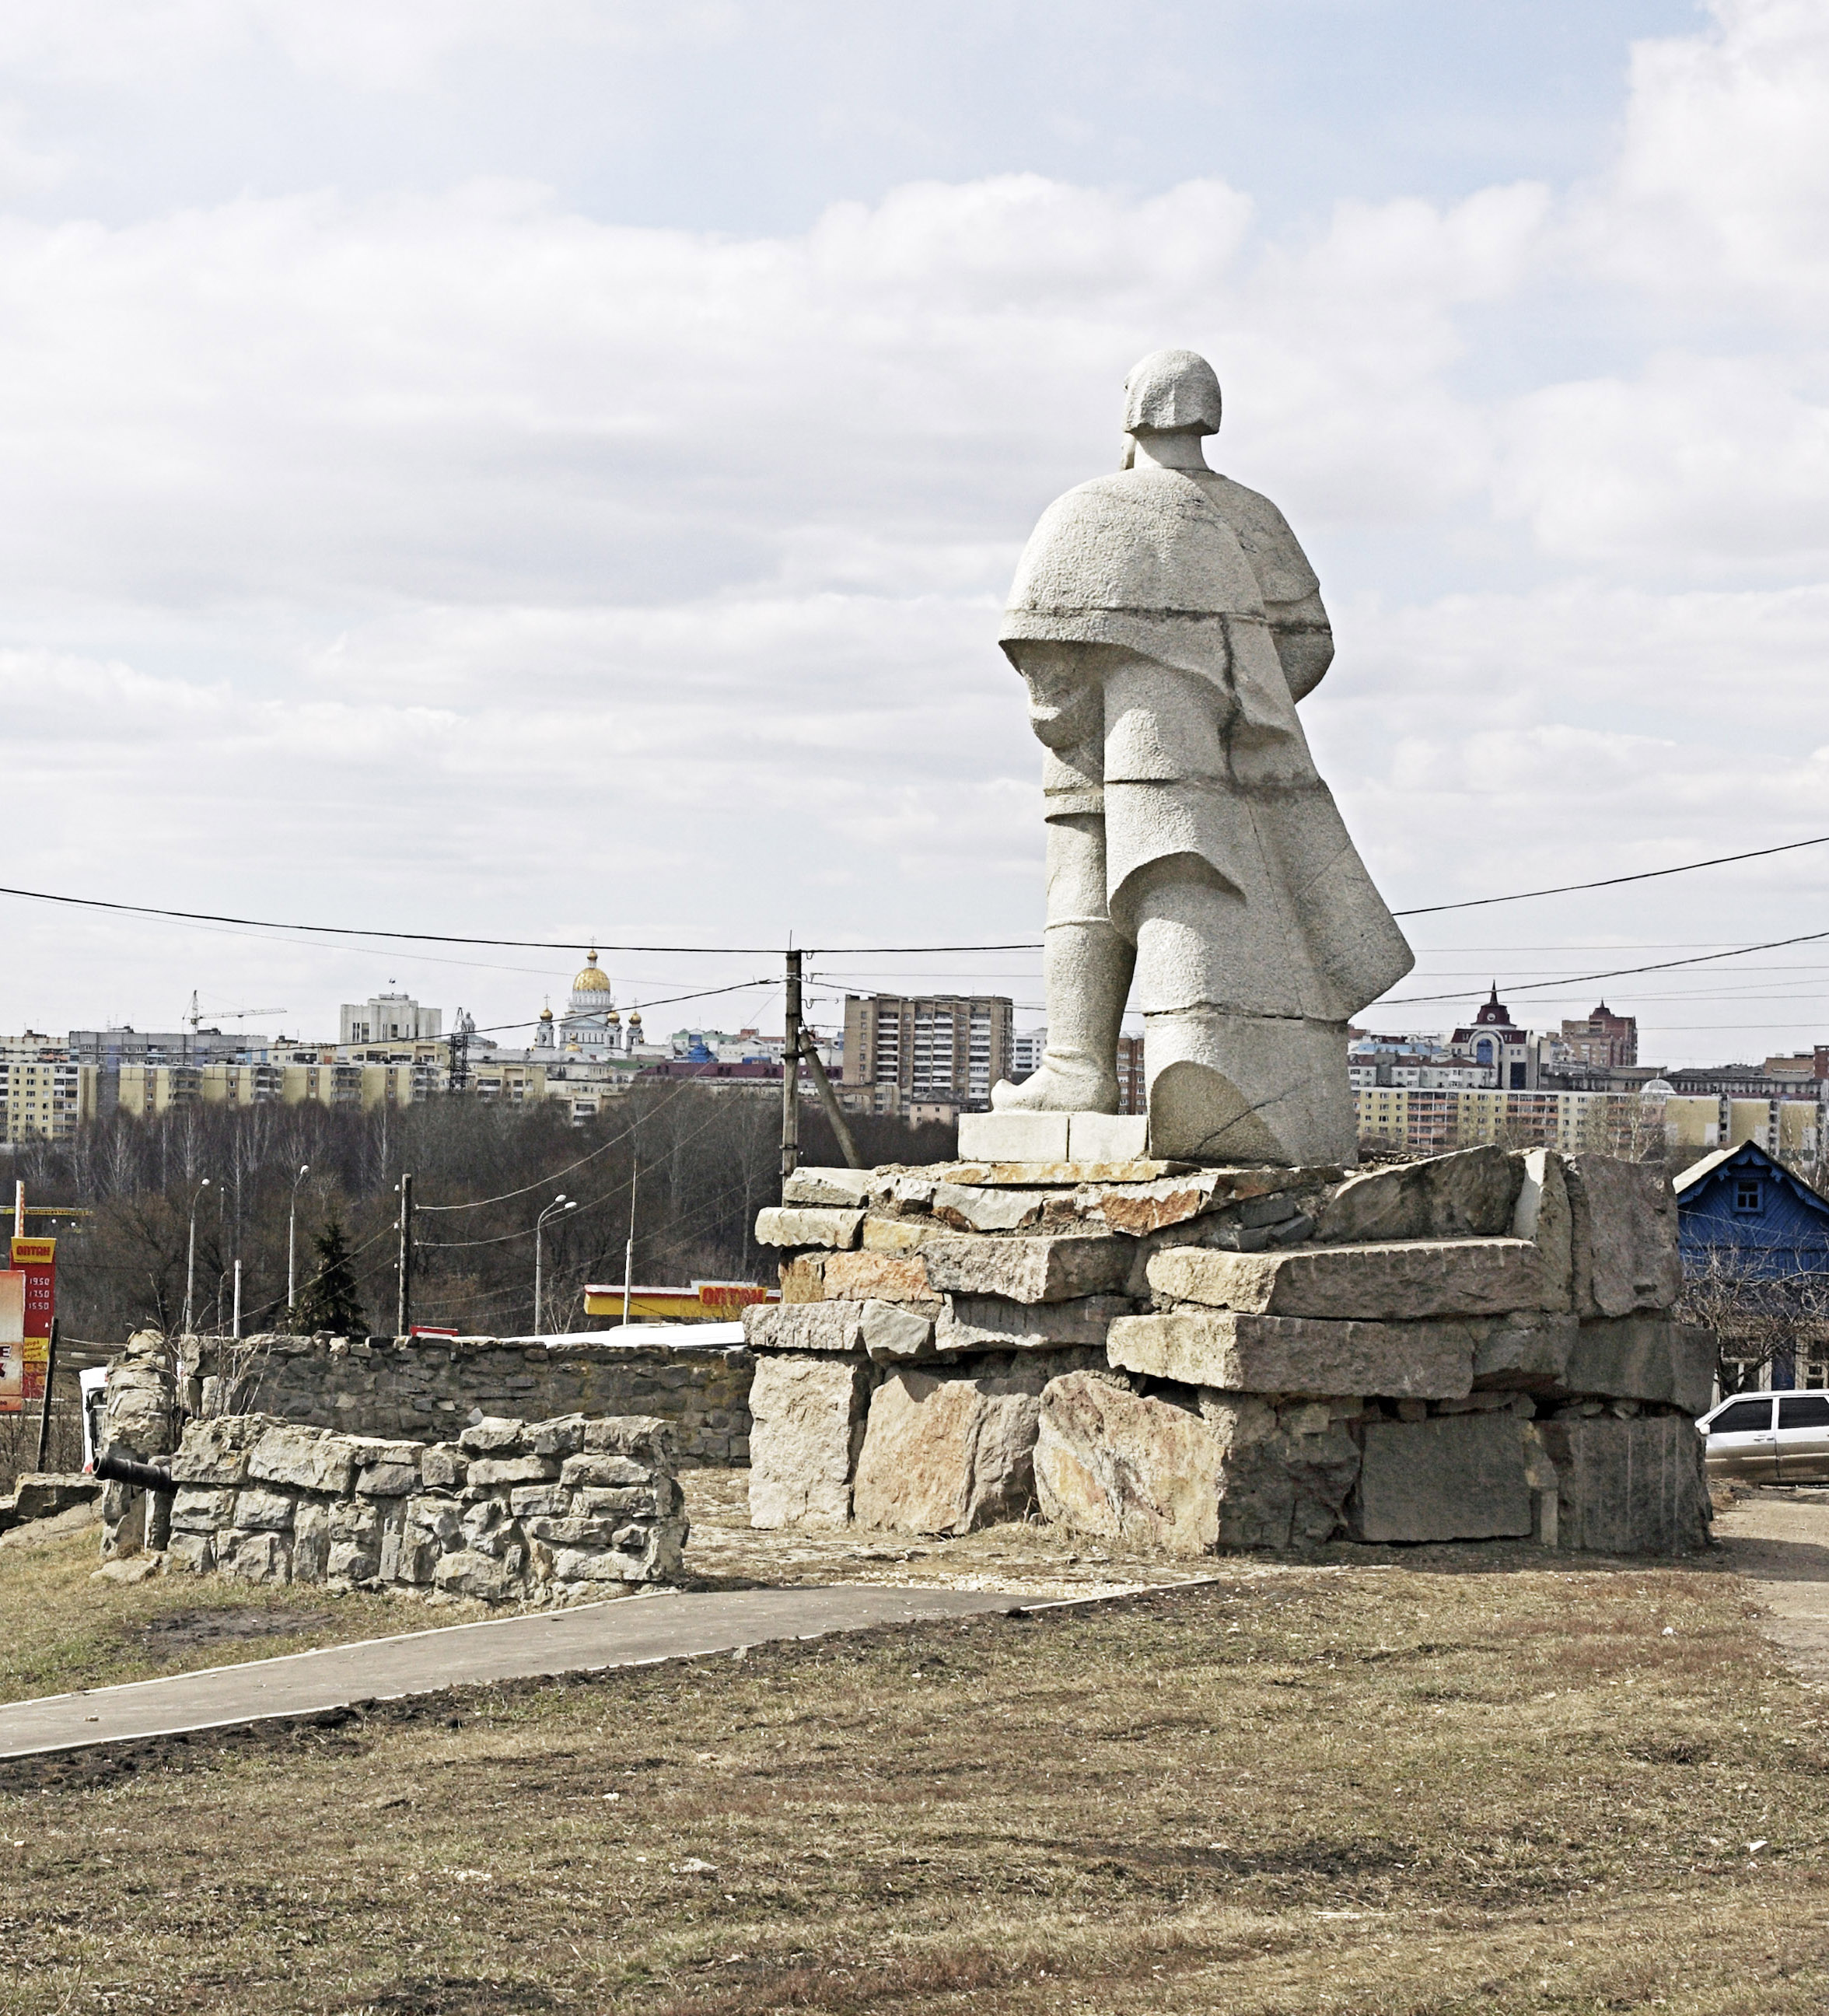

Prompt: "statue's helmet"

[1121,348,1222,435]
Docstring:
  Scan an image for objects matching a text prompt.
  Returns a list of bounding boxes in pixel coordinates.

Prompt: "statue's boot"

[991,923,1131,1114]
[993,811,1132,1114]
[1128,864,1355,1166]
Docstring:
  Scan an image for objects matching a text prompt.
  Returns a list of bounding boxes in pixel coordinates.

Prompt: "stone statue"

[990,348,1414,1166]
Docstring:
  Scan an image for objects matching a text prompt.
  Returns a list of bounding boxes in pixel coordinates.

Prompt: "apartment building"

[0,1039,97,1144]
[840,993,1013,1115]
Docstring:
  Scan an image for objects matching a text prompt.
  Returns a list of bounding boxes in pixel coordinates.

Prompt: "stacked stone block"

[180,1331,752,1466]
[745,1146,1714,1556]
[163,1410,685,1604]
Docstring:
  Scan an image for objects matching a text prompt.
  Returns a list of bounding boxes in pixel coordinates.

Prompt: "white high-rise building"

[339,992,441,1045]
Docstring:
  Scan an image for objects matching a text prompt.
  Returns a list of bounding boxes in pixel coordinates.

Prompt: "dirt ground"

[7,1482,1829,2012]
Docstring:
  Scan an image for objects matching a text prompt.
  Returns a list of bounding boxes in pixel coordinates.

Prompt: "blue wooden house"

[1673,1140,1829,1388]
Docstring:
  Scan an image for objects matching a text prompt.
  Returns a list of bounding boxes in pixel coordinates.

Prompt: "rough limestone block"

[573,1485,663,1517]
[528,1415,588,1457]
[248,1426,358,1496]
[957,1110,1072,1163]
[1034,1371,1226,1554]
[231,1487,298,1532]
[931,1185,1048,1234]
[404,1493,466,1546]
[465,1454,559,1488]
[1533,1414,1710,1554]
[165,1531,214,1575]
[524,1514,621,1547]
[220,1528,293,1584]
[1107,1310,1473,1400]
[1563,1157,1684,1318]
[1086,1169,1284,1237]
[356,1458,421,1498]
[582,1416,676,1465]
[421,1443,468,1490]
[754,1206,866,1251]
[1315,1146,1523,1245]
[459,1418,527,1455]
[745,1302,866,1353]
[169,1486,234,1534]
[1560,1317,1715,1417]
[560,1453,652,1489]
[820,1251,938,1307]
[859,1300,937,1363]
[1511,1147,1573,1306]
[747,1353,875,1529]
[326,1539,377,1583]
[922,1233,1131,1304]
[433,1549,522,1601]
[935,1293,1131,1355]
[1148,1238,1554,1321]
[1468,1312,1578,1391]
[782,1167,876,1209]
[1197,1394,1362,1549]
[168,1415,272,1487]
[1351,1415,1533,1542]
[292,1501,332,1580]
[862,1215,949,1254]
[1068,1113,1150,1162]
[852,1370,1044,1535]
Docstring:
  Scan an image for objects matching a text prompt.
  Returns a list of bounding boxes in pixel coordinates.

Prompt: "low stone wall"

[99,1330,181,1556]
[0,1472,100,1535]
[745,1146,1715,1556]
[165,1410,685,1604]
[181,1330,753,1467]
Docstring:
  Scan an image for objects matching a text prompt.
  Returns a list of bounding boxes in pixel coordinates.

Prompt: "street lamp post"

[534,1195,577,1335]
[287,1163,310,1320]
[182,1178,212,1335]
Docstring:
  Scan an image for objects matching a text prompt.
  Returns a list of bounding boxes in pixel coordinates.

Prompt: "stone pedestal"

[745,1146,1711,1557]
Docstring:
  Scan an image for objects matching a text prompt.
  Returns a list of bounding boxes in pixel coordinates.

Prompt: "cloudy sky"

[1,0,1826,1066]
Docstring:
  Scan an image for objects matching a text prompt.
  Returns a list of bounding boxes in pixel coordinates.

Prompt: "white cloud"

[0,0,1826,1068]
[1599,0,1829,307]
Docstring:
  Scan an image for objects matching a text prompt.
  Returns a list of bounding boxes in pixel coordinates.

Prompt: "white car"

[1697,1389,1829,1484]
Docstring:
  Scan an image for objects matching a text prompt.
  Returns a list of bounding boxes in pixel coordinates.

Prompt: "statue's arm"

[1268,589,1334,703]
[1215,476,1335,702]
[1003,640,1101,753]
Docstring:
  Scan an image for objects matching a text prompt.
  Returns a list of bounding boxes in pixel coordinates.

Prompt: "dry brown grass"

[0,1524,492,1706]
[5,1563,1827,2014]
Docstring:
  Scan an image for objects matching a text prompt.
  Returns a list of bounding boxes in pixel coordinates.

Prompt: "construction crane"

[185,991,289,1033]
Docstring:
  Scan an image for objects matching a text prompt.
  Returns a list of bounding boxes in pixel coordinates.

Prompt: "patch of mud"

[133,1608,338,1648]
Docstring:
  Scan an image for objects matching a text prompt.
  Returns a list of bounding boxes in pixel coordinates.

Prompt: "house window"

[1734,1179,1762,1213]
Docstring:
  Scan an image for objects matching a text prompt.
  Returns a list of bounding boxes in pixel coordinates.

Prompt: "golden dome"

[538,1006,554,1024]
[628,1008,642,1024]
[572,949,612,994]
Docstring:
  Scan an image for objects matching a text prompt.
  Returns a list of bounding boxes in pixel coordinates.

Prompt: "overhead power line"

[1392,831,1829,918]
[0,880,1038,954]
[3,828,1826,958]
[1376,924,1829,1008]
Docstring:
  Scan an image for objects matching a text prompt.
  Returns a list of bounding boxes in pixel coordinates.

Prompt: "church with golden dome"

[552,950,643,1057]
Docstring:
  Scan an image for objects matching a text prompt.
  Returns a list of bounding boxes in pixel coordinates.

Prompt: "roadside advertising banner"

[9,1237,55,1403]
[0,1269,23,1415]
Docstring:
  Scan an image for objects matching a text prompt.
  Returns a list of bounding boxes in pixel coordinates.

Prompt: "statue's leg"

[1127,860,1354,1166]
[991,812,1134,1114]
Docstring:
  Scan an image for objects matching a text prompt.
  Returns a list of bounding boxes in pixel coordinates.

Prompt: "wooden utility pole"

[396,1171,414,1336]
[781,948,803,1187]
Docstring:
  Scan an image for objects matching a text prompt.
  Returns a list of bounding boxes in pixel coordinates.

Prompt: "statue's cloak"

[1000,467,1414,1024]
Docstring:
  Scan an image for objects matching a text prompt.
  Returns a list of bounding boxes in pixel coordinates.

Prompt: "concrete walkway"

[1712,1487,1829,1684]
[0,1584,1022,1759]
